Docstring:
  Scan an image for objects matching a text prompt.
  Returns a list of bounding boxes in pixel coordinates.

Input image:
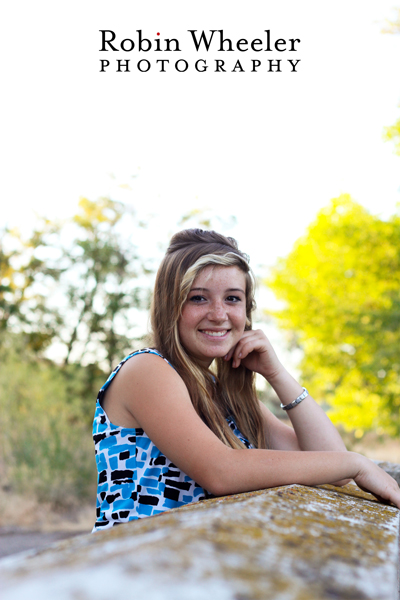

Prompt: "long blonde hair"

[150,229,267,449]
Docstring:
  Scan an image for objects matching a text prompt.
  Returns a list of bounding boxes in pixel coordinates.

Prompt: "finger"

[234,338,262,361]
[391,492,400,509]
[225,331,256,362]
[232,340,259,368]
[357,482,400,508]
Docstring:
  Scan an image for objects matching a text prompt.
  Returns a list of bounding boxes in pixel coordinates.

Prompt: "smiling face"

[178,265,247,368]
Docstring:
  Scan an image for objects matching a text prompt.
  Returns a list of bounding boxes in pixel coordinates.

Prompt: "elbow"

[197,450,238,497]
[201,470,232,497]
[208,474,241,497]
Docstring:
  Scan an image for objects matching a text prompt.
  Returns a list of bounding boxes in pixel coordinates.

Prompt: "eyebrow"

[190,287,246,294]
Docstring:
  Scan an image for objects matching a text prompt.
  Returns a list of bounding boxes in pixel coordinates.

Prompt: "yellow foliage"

[383,119,400,155]
[73,197,124,230]
[268,195,400,436]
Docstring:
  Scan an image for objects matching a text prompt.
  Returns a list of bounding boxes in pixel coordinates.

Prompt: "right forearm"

[210,448,361,497]
[209,448,400,509]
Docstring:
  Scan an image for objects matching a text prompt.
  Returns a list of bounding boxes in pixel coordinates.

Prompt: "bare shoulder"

[102,351,190,428]
[115,351,186,390]
[102,351,231,494]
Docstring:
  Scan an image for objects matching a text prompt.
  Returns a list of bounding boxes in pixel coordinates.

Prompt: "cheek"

[178,309,195,338]
[236,304,247,320]
[232,307,247,328]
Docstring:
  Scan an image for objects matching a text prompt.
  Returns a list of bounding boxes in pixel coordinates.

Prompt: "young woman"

[93,229,400,530]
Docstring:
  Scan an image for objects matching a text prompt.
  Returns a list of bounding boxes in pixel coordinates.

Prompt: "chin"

[209,350,231,363]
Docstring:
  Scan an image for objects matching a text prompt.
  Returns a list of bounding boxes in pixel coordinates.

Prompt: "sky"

[2,0,400,286]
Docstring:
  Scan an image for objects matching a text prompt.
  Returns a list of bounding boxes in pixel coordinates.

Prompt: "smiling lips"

[199,329,230,337]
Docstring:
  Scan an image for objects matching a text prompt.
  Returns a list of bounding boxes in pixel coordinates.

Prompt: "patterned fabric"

[93,348,253,531]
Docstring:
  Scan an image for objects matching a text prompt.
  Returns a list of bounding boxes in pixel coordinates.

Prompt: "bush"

[0,335,103,508]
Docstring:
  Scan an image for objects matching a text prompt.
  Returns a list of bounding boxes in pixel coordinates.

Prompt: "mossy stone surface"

[0,483,399,600]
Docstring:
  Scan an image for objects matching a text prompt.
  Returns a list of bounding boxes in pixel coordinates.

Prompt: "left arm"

[225,329,347,452]
[263,366,347,453]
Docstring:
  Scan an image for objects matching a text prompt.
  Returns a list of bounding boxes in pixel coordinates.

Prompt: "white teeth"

[201,330,228,337]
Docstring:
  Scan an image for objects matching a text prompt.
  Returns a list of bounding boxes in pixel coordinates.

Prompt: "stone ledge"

[0,483,399,600]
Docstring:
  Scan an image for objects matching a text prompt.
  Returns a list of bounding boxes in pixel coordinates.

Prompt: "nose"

[208,300,227,321]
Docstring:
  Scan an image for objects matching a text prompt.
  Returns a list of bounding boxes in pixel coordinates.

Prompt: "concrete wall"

[1,478,399,600]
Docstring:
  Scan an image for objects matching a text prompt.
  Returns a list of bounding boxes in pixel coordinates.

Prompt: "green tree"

[0,221,63,351]
[57,197,150,369]
[268,195,400,437]
[0,197,151,369]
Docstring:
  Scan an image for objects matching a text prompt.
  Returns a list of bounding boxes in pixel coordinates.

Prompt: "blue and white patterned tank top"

[93,348,253,531]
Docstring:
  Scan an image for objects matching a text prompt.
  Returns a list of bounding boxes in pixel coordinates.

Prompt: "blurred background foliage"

[268,195,400,437]
[0,198,153,508]
[0,197,151,369]
[0,334,100,506]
